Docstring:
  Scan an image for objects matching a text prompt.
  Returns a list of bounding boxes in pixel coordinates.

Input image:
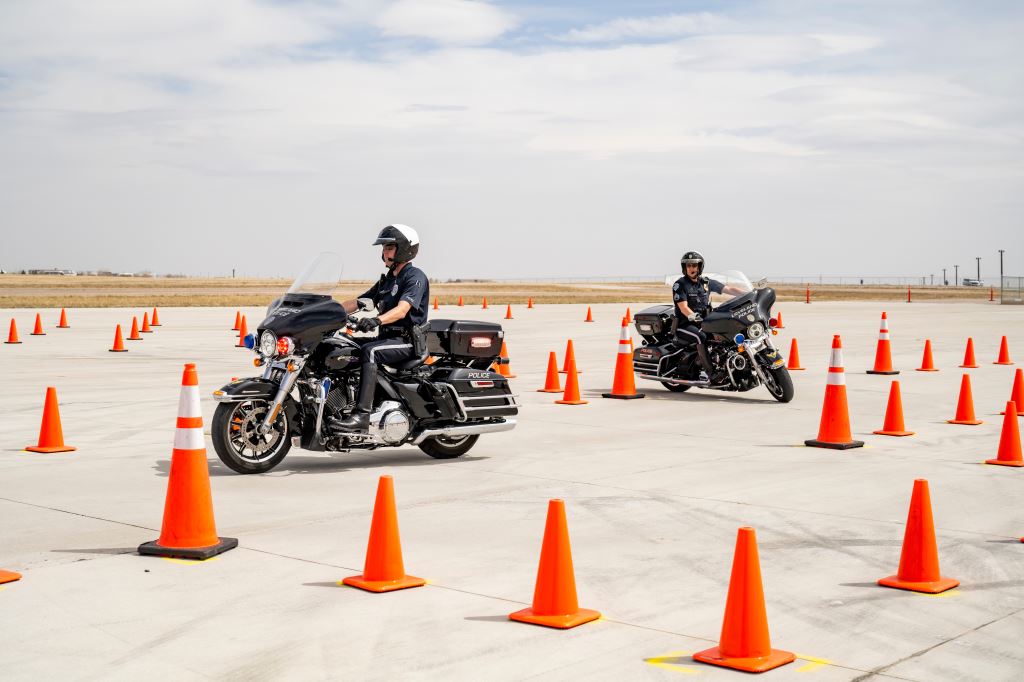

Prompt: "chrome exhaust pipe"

[635,374,710,388]
[412,419,517,444]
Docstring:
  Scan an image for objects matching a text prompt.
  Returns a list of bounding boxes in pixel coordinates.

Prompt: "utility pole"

[930,274,934,285]
[975,257,981,281]
[999,249,1005,301]
[954,265,959,287]
[942,268,947,286]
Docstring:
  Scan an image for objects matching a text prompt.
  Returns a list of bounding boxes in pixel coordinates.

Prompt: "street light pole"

[942,268,947,286]
[999,249,1005,301]
[976,257,980,281]
[954,265,959,287]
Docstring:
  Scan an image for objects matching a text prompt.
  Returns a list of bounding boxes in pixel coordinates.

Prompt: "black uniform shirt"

[361,264,430,335]
[672,275,724,320]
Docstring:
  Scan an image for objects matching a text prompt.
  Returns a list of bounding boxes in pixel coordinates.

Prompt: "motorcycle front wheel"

[212,399,292,474]
[763,365,795,403]
[418,434,479,459]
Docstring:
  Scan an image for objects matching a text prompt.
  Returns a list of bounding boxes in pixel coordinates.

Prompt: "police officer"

[672,251,745,381]
[331,224,430,432]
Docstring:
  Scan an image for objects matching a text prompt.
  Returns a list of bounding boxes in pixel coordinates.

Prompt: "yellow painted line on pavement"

[644,650,698,675]
[795,654,834,672]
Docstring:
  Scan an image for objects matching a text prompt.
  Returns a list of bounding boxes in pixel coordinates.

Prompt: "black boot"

[330,366,376,433]
[696,344,714,382]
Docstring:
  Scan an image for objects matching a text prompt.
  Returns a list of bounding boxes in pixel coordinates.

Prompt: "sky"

[1,0,1022,281]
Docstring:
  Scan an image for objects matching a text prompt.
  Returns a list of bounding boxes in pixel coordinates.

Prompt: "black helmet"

[373,224,420,265]
[680,250,705,276]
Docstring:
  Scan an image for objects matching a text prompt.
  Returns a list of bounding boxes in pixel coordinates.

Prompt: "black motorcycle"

[211,254,518,474]
[632,272,794,402]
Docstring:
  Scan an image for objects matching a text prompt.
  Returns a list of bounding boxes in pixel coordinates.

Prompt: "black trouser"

[675,321,713,376]
[353,336,415,411]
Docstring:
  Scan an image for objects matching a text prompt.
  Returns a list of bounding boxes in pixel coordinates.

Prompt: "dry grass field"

[0,273,994,308]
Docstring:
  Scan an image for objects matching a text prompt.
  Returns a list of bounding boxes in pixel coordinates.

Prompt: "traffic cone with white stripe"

[867,312,898,375]
[138,363,237,560]
[805,335,864,449]
[603,318,644,399]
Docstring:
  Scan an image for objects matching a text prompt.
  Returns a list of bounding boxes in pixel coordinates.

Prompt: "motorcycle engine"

[368,400,411,444]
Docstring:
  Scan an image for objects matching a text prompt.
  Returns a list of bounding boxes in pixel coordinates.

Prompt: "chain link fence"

[1002,277,1024,304]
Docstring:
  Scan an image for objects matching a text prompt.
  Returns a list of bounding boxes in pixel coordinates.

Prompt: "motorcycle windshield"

[707,270,753,295]
[285,252,345,297]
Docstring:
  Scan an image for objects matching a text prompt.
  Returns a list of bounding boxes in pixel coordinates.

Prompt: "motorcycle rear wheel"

[212,399,292,474]
[418,434,479,459]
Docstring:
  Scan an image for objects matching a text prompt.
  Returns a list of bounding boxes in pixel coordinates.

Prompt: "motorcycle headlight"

[259,330,277,357]
[746,322,765,339]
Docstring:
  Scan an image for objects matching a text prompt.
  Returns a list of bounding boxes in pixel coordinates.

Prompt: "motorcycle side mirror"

[356,298,374,311]
[754,278,768,289]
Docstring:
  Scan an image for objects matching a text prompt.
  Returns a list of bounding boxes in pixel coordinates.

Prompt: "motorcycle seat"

[387,350,428,373]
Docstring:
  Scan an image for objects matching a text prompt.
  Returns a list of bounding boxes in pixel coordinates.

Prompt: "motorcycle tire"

[212,399,292,474]
[418,434,479,459]
[661,381,690,392]
[765,366,795,403]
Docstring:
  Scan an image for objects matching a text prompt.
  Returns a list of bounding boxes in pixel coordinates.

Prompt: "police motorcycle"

[632,271,794,402]
[211,252,519,474]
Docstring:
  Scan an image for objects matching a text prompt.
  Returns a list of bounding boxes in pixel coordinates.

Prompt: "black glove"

[688,313,703,323]
[355,316,381,332]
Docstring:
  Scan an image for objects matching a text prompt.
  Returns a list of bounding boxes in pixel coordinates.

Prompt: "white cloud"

[375,0,516,45]
[556,12,728,43]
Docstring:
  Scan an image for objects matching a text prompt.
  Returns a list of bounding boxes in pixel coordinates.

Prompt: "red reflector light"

[470,337,492,348]
[768,318,778,328]
[277,336,294,355]
[470,380,495,388]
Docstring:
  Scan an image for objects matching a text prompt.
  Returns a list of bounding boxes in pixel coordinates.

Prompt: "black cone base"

[138,537,238,560]
[805,439,865,450]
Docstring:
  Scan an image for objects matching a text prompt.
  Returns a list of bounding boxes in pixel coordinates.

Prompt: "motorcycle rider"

[673,251,745,382]
[330,225,430,432]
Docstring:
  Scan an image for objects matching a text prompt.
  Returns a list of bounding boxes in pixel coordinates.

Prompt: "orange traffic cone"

[985,402,1023,467]
[342,475,425,592]
[127,316,142,341]
[138,364,237,560]
[623,316,633,350]
[960,338,978,368]
[805,285,811,304]
[873,381,914,436]
[584,306,594,322]
[5,319,22,344]
[916,339,938,371]
[907,286,912,303]
[25,387,76,453]
[1001,369,1023,415]
[693,527,795,673]
[603,318,644,399]
[625,306,631,321]
[509,499,600,629]
[482,297,488,309]
[786,338,804,370]
[235,316,248,348]
[432,296,439,310]
[878,479,959,593]
[110,324,128,352]
[560,339,582,374]
[537,352,562,393]
[30,313,45,336]
[555,350,587,405]
[947,374,983,425]
[231,310,241,331]
[458,296,464,307]
[493,341,516,378]
[994,336,1013,365]
[805,335,864,449]
[505,304,513,320]
[0,569,20,585]
[867,312,898,375]
[57,308,70,329]
[141,311,153,333]
[151,307,161,326]
[527,297,534,309]
[775,312,785,329]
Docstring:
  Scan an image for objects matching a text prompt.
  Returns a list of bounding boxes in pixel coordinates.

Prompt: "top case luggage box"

[426,319,504,359]
[633,305,674,336]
